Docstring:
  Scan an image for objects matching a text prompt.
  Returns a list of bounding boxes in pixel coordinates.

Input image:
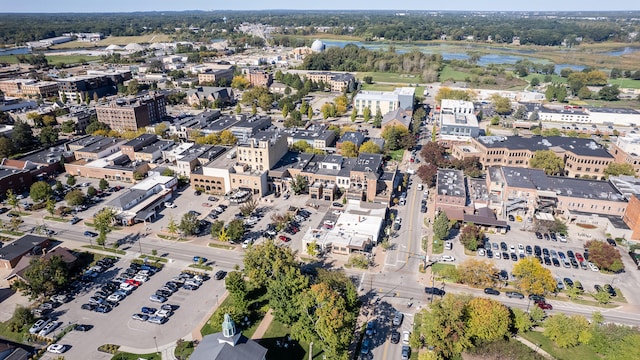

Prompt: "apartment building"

[304,71,355,92]
[438,99,479,146]
[56,75,117,103]
[245,70,273,88]
[236,130,288,172]
[0,79,59,98]
[353,87,415,116]
[96,92,166,131]
[197,64,235,85]
[608,134,640,176]
[454,136,614,179]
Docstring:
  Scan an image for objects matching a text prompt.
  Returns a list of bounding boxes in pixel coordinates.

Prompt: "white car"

[440,255,455,262]
[402,330,411,345]
[242,239,253,249]
[155,309,173,318]
[29,318,51,334]
[107,293,124,303]
[477,248,485,256]
[557,233,567,242]
[588,262,600,272]
[164,202,177,208]
[39,321,60,337]
[518,244,525,254]
[47,344,67,354]
[133,275,149,283]
[120,283,135,292]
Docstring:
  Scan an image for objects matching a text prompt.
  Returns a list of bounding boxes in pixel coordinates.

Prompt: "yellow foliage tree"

[512,257,557,295]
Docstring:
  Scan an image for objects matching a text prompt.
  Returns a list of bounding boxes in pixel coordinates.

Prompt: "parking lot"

[441,220,625,299]
[38,257,226,359]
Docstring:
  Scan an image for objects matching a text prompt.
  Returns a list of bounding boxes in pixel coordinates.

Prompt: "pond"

[0,47,30,55]
[603,47,640,56]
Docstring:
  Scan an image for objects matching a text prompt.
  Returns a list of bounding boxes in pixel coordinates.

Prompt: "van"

[417,184,424,191]
[445,241,452,250]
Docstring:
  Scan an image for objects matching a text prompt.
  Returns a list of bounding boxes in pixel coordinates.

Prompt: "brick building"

[0,79,59,98]
[245,70,273,87]
[96,92,166,131]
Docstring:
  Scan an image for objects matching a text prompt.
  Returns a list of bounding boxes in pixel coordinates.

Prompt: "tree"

[544,313,592,348]
[290,175,308,195]
[513,105,527,120]
[0,136,14,158]
[7,306,35,333]
[415,294,473,358]
[511,308,534,333]
[585,240,624,272]
[358,140,381,154]
[363,106,371,123]
[167,216,179,238]
[491,94,512,115]
[239,196,259,217]
[604,162,635,178]
[66,175,77,187]
[11,256,69,300]
[268,266,309,325]
[11,120,35,150]
[127,79,140,95]
[94,208,115,247]
[512,257,557,295]
[307,106,313,119]
[466,297,511,343]
[86,120,110,134]
[416,164,438,186]
[99,179,109,191]
[45,197,55,217]
[179,212,199,236]
[459,223,483,251]
[225,271,248,304]
[282,103,290,118]
[334,95,349,114]
[291,140,312,153]
[577,86,592,100]
[530,150,564,175]
[340,141,358,157]
[226,219,245,242]
[209,220,224,238]
[64,189,85,207]
[29,181,52,202]
[258,93,274,112]
[243,239,298,287]
[381,125,411,151]
[235,103,242,114]
[530,77,540,87]
[373,108,383,128]
[87,185,97,198]
[350,108,357,122]
[231,75,250,90]
[6,189,19,212]
[321,103,336,119]
[219,130,237,145]
[435,87,474,103]
[593,289,611,304]
[420,141,447,167]
[251,103,257,115]
[433,211,451,241]
[456,259,498,287]
[599,85,620,101]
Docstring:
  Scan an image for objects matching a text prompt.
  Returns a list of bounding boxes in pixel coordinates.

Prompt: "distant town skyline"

[2,0,639,13]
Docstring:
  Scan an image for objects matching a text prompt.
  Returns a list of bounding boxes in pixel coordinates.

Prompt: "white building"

[439,99,480,140]
[538,106,640,126]
[353,87,415,116]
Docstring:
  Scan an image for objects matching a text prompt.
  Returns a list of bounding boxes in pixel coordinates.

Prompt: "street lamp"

[153,336,159,354]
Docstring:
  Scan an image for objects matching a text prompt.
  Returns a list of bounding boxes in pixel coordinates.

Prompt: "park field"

[439,65,471,82]
[356,72,421,84]
[609,78,640,90]
[0,54,100,65]
[97,34,172,46]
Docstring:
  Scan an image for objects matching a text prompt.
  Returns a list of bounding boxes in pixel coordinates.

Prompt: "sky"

[2,0,638,13]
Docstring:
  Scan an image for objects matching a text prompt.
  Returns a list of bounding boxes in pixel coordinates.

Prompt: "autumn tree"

[459,223,483,251]
[456,259,498,287]
[340,141,358,157]
[94,208,115,247]
[416,294,473,358]
[420,141,447,167]
[334,95,348,114]
[530,150,564,175]
[381,125,412,151]
[416,164,438,186]
[466,297,511,343]
[511,308,534,333]
[358,140,381,154]
[544,313,592,348]
[512,257,557,295]
[435,87,475,103]
[491,94,512,115]
[433,210,451,241]
[11,256,69,300]
[585,240,624,272]
[290,175,308,195]
[64,189,85,207]
[239,196,259,217]
[243,239,298,287]
[362,106,371,122]
[231,75,250,90]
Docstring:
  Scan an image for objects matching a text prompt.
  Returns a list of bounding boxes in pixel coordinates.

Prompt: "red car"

[202,202,212,207]
[278,235,291,242]
[535,301,553,310]
[575,253,584,262]
[125,279,142,287]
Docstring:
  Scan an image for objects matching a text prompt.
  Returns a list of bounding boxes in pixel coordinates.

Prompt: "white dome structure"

[310,40,325,53]
[124,43,144,51]
[105,44,122,51]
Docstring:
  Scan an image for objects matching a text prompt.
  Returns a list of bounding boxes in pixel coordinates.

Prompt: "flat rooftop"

[436,169,466,198]
[476,136,613,158]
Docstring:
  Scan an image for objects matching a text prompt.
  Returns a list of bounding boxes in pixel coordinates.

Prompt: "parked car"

[604,284,617,297]
[484,288,500,296]
[440,255,455,262]
[506,291,524,299]
[401,345,411,360]
[132,313,149,321]
[29,318,51,334]
[402,331,411,344]
[147,316,167,324]
[38,321,60,336]
[361,338,372,355]
[535,301,553,310]
[390,330,401,344]
[47,344,67,354]
[141,307,157,314]
[149,294,167,303]
[365,320,376,336]
[425,287,445,296]
[393,311,404,326]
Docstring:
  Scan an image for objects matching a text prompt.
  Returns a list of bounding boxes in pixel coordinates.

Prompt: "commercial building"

[304,71,356,92]
[285,125,337,150]
[435,169,467,219]
[0,79,59,98]
[245,69,273,88]
[352,87,415,116]
[236,130,288,172]
[608,134,640,176]
[0,167,32,198]
[197,64,235,85]
[438,99,479,146]
[454,136,614,179]
[538,105,640,126]
[55,75,118,103]
[0,235,49,269]
[106,174,178,225]
[56,107,93,134]
[96,92,167,131]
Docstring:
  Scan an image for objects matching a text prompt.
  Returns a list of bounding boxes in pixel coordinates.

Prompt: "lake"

[603,47,640,56]
[0,47,31,55]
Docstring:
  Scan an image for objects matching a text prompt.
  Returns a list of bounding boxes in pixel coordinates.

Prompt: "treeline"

[301,44,443,75]
[0,11,638,46]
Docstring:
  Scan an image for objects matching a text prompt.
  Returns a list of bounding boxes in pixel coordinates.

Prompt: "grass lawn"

[520,331,599,360]
[357,72,420,84]
[389,149,405,161]
[97,34,172,46]
[44,216,71,223]
[360,83,399,91]
[609,78,640,89]
[200,287,269,338]
[138,254,168,263]
[439,65,472,82]
[111,351,161,360]
[0,54,100,65]
[431,263,455,279]
[208,242,236,250]
[261,319,322,360]
[81,245,126,255]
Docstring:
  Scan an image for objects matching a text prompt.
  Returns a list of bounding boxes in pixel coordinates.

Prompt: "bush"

[174,339,195,360]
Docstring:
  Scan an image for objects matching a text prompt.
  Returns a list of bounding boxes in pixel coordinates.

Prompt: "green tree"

[340,141,358,157]
[529,306,547,323]
[39,126,59,146]
[358,140,381,154]
[64,189,85,206]
[530,77,540,87]
[512,257,557,295]
[530,150,564,175]
[99,179,109,191]
[11,120,35,150]
[415,294,473,358]
[239,196,259,217]
[459,223,483,251]
[45,197,56,217]
[599,85,620,101]
[577,86,592,100]
[6,189,20,212]
[321,103,336,119]
[268,266,309,325]
[29,181,53,202]
[243,239,297,287]
[456,259,498,287]
[433,211,451,241]
[7,306,35,333]
[363,106,371,123]
[235,103,242,114]
[373,108,383,128]
[466,297,511,343]
[127,79,140,95]
[511,308,534,333]
[350,108,357,122]
[226,219,245,242]
[225,270,248,304]
[66,175,77,187]
[11,256,69,300]
[167,216,179,238]
[0,136,15,158]
[251,102,257,115]
[210,220,224,238]
[179,212,199,236]
[604,162,635,178]
[282,103,290,118]
[290,175,308,195]
[566,284,583,300]
[491,94,512,115]
[87,186,97,198]
[544,313,592,348]
[86,120,110,134]
[513,105,527,120]
[94,208,115,247]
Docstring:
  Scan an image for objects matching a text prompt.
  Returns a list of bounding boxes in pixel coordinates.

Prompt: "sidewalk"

[251,308,274,340]
[513,334,554,359]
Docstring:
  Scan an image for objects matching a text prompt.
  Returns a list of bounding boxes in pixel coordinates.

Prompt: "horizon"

[1,0,639,13]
